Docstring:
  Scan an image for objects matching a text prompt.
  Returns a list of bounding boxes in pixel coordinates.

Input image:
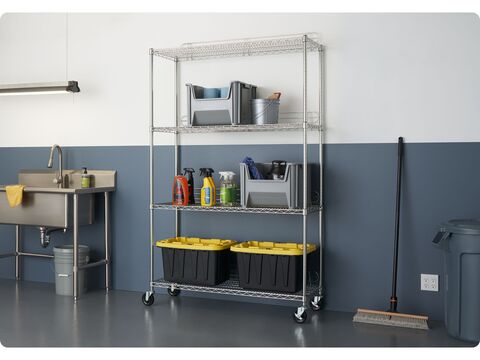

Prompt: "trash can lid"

[441,219,480,236]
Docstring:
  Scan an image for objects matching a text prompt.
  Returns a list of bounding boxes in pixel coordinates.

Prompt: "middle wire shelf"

[152,203,322,215]
[152,122,322,134]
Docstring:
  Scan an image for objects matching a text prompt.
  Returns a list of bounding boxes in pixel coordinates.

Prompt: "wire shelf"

[152,34,323,61]
[152,203,321,215]
[152,278,319,302]
[152,122,322,134]
[176,111,320,124]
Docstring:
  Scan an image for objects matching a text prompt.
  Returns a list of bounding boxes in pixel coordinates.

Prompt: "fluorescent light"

[0,81,80,96]
[0,90,74,96]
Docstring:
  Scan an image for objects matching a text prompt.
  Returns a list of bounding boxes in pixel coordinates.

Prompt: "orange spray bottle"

[172,175,189,206]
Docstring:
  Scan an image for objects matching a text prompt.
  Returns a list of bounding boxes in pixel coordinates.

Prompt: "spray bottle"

[200,168,216,207]
[219,171,236,207]
[183,168,195,205]
[172,174,189,206]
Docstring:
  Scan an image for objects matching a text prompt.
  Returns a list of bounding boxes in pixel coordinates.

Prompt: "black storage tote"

[156,237,236,286]
[231,241,316,293]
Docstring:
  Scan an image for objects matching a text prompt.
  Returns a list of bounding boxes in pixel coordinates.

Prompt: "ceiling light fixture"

[0,81,80,96]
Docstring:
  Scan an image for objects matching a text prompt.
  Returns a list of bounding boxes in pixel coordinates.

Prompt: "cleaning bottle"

[81,167,91,188]
[172,174,189,206]
[200,168,216,207]
[219,171,236,207]
[183,168,195,205]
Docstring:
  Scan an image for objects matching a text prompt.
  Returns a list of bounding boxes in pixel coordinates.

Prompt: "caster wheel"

[310,297,323,311]
[142,292,154,306]
[167,288,180,297]
[293,310,307,324]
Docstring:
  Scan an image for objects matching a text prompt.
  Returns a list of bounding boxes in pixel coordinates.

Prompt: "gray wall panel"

[1,143,479,320]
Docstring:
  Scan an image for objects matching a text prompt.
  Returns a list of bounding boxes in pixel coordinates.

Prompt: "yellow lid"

[230,241,316,256]
[156,237,236,251]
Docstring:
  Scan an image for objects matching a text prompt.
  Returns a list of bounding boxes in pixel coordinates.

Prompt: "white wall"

[0,13,479,146]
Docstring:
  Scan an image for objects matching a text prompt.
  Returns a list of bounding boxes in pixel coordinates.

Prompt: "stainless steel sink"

[0,148,116,301]
[0,170,116,228]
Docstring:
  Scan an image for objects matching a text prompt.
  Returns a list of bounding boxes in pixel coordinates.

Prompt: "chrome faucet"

[47,144,63,188]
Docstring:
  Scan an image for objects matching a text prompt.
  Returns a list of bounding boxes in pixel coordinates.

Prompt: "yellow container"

[156,237,236,251]
[230,241,316,256]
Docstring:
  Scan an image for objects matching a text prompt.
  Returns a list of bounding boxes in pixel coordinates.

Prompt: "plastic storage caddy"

[186,81,257,126]
[240,162,311,209]
[231,241,316,293]
[156,237,236,286]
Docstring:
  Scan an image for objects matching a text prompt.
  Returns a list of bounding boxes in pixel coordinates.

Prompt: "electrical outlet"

[421,274,439,292]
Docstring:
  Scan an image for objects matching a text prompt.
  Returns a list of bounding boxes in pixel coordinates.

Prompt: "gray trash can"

[53,245,89,296]
[433,219,480,343]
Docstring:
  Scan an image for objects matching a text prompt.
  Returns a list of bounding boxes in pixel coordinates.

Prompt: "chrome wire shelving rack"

[143,34,325,324]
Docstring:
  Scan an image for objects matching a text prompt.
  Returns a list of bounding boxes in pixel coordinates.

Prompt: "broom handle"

[390,137,404,313]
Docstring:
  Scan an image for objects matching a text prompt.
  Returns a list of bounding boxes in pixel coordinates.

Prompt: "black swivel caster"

[293,308,307,324]
[142,292,154,306]
[167,288,180,297]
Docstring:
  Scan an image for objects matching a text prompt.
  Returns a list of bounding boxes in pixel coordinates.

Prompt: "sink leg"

[15,225,20,280]
[73,194,79,302]
[104,192,110,292]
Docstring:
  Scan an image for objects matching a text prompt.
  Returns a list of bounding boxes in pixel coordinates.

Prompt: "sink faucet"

[47,144,63,188]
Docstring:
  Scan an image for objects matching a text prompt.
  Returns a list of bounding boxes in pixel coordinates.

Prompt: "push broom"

[353,137,429,330]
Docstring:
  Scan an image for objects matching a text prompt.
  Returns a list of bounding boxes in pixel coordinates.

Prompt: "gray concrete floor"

[0,279,476,347]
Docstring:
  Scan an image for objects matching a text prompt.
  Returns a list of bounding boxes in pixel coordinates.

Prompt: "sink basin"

[0,169,116,227]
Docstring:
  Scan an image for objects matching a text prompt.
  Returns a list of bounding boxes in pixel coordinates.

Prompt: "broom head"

[353,308,429,330]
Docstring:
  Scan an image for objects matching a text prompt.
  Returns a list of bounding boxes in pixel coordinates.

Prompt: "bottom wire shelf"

[151,277,319,302]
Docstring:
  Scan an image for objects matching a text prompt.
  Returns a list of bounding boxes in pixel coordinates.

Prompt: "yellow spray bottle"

[200,168,216,207]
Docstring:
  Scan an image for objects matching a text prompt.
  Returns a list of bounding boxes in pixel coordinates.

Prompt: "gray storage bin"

[433,219,480,343]
[186,81,257,126]
[240,162,311,209]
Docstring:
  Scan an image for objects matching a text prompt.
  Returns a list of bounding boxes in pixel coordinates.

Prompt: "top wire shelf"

[152,34,323,62]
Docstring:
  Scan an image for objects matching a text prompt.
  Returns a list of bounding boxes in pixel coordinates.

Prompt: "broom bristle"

[353,308,429,330]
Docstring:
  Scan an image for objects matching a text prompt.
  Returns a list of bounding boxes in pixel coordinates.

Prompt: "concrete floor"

[0,279,476,347]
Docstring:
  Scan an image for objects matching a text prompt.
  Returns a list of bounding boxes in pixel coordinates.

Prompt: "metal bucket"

[251,99,280,125]
[53,245,89,296]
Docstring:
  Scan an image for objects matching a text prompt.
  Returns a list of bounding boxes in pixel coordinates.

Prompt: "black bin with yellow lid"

[231,241,316,293]
[156,237,237,286]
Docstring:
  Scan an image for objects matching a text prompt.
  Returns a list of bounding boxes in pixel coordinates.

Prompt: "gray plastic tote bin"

[186,81,256,126]
[53,245,89,296]
[240,162,311,209]
[433,219,480,343]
